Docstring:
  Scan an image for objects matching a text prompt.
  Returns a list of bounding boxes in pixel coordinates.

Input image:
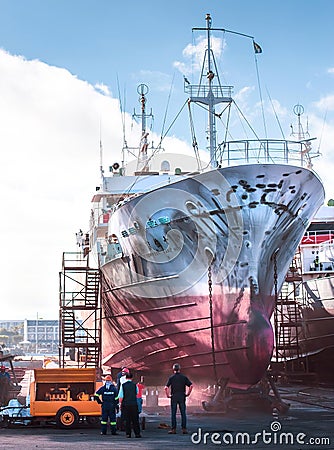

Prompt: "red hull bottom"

[100,288,274,389]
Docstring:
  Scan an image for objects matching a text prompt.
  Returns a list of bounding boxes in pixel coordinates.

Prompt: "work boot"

[182,428,188,434]
[168,428,176,434]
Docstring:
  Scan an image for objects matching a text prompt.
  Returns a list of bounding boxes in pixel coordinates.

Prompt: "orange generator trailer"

[29,368,103,428]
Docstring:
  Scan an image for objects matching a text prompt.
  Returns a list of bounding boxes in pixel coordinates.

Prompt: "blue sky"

[1,0,334,320]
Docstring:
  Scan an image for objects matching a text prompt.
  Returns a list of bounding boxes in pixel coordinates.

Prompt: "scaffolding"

[59,252,101,368]
[273,250,308,374]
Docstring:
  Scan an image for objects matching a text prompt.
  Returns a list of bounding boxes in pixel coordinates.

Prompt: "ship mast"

[133,83,153,173]
[290,104,309,141]
[186,14,233,168]
[290,103,315,168]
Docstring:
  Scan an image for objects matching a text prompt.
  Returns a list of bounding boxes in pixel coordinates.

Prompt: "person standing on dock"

[116,366,130,431]
[94,375,119,436]
[136,376,145,414]
[164,363,193,435]
[118,371,142,438]
[116,366,129,392]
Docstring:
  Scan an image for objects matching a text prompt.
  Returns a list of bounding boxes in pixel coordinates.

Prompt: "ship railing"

[219,139,318,167]
[301,231,334,246]
[61,252,89,270]
[89,207,110,230]
[300,231,334,273]
[185,84,233,101]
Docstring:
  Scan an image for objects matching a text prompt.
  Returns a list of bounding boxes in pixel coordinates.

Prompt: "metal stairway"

[59,252,101,368]
[273,251,304,363]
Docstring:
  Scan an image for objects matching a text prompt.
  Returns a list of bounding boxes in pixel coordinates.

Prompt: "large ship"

[88,14,325,390]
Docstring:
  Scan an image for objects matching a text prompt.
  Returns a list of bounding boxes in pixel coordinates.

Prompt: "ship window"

[160,160,170,172]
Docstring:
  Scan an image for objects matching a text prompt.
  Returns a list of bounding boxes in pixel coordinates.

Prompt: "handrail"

[219,138,317,167]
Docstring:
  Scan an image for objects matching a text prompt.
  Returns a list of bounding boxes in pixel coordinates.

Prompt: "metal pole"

[206,14,217,167]
[35,313,38,354]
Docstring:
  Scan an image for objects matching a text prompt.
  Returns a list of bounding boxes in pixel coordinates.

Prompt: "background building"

[0,319,59,354]
[24,319,59,353]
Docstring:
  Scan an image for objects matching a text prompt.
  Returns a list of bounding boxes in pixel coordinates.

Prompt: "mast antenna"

[291,104,309,141]
[290,104,316,168]
[187,13,263,168]
[133,84,153,172]
[116,76,127,175]
[187,13,233,168]
[99,121,105,185]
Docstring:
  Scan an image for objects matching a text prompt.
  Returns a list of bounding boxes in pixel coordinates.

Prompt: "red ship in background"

[86,15,325,398]
[274,204,334,383]
[300,207,334,361]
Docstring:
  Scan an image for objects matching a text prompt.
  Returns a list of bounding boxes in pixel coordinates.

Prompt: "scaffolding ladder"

[59,252,101,368]
[273,250,306,372]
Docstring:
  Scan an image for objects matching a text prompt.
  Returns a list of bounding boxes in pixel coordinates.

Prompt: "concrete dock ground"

[0,384,333,449]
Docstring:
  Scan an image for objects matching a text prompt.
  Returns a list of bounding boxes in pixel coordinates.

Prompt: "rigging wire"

[160,72,175,147]
[187,101,203,171]
[232,100,261,140]
[117,76,127,147]
[266,86,286,139]
[117,76,129,172]
[157,99,189,145]
[217,103,232,165]
[254,44,267,139]
[317,108,327,155]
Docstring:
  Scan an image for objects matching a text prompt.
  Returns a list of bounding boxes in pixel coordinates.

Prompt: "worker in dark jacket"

[164,363,193,434]
[94,375,119,435]
[118,372,141,438]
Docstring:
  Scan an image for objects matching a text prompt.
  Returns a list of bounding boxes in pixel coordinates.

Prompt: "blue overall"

[95,383,119,435]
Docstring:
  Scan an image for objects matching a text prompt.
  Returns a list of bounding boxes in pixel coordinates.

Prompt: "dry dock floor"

[0,385,333,449]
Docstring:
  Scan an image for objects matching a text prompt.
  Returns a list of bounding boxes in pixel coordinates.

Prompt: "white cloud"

[234,86,254,105]
[266,99,288,118]
[173,36,224,76]
[94,82,111,96]
[0,49,124,319]
[327,68,334,75]
[313,94,334,112]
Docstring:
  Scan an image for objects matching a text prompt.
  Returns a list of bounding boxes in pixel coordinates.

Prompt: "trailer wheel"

[55,406,79,429]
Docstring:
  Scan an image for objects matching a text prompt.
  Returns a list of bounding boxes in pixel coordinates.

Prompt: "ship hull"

[99,164,324,388]
[300,277,334,356]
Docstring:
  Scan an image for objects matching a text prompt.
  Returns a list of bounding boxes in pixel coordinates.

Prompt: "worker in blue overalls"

[94,374,119,435]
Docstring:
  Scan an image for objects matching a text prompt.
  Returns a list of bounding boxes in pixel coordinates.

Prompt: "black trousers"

[122,404,141,436]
